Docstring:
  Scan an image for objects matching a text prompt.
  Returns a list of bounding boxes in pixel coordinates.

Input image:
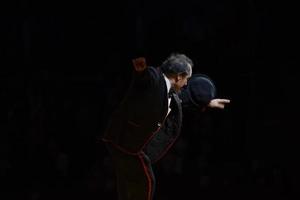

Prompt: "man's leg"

[108,146,155,200]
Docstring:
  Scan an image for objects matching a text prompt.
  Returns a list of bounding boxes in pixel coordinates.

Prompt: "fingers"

[208,98,230,109]
[217,99,230,104]
[214,99,230,109]
[218,104,225,109]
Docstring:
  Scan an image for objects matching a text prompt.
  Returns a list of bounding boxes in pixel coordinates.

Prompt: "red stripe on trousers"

[138,153,152,200]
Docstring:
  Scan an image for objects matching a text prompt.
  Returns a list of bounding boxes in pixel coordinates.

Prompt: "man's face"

[173,64,192,92]
[174,74,190,92]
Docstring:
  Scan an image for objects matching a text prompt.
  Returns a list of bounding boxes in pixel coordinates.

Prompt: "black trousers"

[106,144,156,200]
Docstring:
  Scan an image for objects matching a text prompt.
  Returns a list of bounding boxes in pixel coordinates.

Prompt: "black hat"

[180,74,217,108]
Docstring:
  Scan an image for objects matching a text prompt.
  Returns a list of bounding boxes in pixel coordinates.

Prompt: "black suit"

[102,65,183,200]
[102,66,182,155]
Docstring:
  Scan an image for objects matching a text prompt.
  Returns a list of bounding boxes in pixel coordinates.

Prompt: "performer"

[102,53,230,200]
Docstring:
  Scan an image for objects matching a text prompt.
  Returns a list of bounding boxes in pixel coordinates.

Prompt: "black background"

[1,0,299,199]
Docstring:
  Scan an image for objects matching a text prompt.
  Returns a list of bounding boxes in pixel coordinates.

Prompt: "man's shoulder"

[147,66,163,80]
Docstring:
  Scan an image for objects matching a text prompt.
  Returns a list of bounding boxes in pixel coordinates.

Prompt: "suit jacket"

[102,65,182,156]
[143,92,182,163]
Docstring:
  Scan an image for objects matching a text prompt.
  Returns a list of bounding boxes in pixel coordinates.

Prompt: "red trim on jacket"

[102,139,139,155]
[102,110,169,155]
[102,125,160,155]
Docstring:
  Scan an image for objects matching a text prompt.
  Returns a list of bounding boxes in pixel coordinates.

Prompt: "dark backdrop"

[1,0,299,199]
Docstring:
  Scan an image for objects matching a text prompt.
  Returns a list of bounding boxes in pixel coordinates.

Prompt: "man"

[102,53,230,200]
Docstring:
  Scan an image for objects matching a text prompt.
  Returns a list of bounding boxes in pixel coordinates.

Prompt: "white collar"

[163,73,171,94]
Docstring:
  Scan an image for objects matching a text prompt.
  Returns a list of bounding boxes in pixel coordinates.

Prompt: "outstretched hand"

[208,98,230,109]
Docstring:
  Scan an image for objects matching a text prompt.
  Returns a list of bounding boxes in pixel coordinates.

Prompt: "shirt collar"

[163,73,171,94]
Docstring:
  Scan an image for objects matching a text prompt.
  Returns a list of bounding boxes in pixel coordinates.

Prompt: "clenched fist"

[132,57,147,72]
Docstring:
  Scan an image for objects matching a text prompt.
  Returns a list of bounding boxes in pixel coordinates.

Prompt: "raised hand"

[132,57,147,72]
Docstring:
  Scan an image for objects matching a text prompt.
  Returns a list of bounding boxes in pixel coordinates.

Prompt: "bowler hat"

[180,74,217,108]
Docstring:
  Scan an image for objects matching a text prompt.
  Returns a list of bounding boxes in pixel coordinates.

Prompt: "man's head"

[160,53,193,92]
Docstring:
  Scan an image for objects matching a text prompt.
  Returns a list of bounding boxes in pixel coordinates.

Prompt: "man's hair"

[160,53,193,77]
